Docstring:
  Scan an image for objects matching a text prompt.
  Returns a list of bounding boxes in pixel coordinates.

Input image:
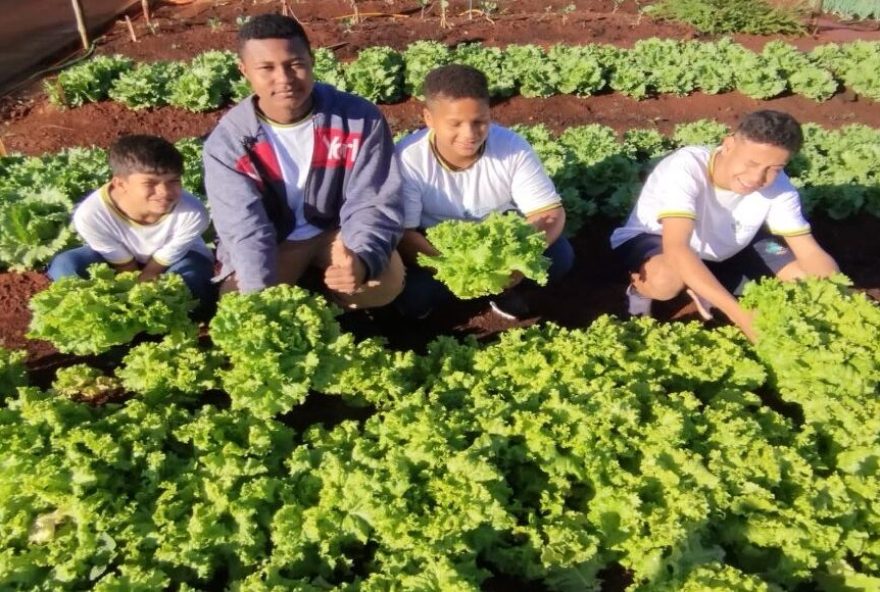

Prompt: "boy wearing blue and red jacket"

[204,13,404,308]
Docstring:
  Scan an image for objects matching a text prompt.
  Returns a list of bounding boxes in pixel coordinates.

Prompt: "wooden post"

[70,0,90,50]
[141,0,152,29]
[125,15,138,42]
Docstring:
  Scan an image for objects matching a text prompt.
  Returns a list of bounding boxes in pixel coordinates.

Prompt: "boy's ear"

[108,175,127,198]
[422,106,434,129]
[720,134,736,153]
[238,60,247,79]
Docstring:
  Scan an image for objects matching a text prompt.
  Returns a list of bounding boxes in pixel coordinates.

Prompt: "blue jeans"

[47,246,216,305]
[395,236,575,319]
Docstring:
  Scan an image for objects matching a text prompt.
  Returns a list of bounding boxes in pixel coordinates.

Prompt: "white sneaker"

[626,284,652,316]
[686,288,714,321]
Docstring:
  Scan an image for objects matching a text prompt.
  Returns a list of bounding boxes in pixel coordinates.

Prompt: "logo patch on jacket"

[235,140,283,188]
[313,128,361,169]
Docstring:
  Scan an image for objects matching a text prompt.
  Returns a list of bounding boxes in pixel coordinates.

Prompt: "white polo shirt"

[610,146,811,262]
[73,184,212,266]
[396,124,562,229]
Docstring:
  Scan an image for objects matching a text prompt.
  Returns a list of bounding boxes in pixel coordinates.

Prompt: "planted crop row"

[1,120,878,272]
[44,38,880,112]
[3,271,880,590]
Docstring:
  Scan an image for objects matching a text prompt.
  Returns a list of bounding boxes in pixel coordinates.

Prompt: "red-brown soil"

[1,0,879,371]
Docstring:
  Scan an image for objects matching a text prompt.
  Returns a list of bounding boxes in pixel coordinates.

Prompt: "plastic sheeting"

[0,0,136,94]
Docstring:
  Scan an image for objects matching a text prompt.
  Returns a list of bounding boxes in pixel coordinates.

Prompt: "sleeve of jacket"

[203,130,278,293]
[338,112,405,280]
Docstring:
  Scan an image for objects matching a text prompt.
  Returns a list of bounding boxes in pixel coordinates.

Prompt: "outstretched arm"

[782,233,839,278]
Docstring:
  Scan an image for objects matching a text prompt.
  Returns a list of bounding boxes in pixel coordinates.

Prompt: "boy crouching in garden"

[47,134,215,306]
[394,64,574,320]
[610,110,838,342]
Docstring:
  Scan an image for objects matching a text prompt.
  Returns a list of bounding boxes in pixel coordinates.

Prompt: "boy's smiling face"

[112,171,182,220]
[715,134,791,194]
[423,95,491,169]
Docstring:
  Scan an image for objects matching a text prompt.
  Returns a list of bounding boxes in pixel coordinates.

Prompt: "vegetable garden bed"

[1,0,880,590]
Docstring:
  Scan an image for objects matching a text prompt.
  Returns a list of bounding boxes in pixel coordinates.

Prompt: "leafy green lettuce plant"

[108,61,184,110]
[504,44,559,98]
[116,332,220,404]
[402,40,451,99]
[344,46,404,103]
[643,0,804,35]
[28,264,197,355]
[44,55,134,108]
[210,285,359,418]
[0,188,76,271]
[313,47,347,92]
[167,50,238,112]
[0,347,27,401]
[453,43,517,98]
[547,44,607,96]
[0,147,109,204]
[418,212,550,298]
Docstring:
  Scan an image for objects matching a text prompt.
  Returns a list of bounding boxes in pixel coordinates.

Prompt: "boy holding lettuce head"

[394,64,574,320]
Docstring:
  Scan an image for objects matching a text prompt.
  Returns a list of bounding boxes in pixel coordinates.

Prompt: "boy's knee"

[338,252,404,309]
[47,248,94,281]
[639,257,684,301]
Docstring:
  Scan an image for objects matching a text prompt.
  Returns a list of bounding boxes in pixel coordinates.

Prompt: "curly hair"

[238,13,311,54]
[422,64,490,104]
[108,135,183,177]
[736,110,803,154]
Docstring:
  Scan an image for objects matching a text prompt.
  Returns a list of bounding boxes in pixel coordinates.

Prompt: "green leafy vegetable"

[44,55,134,108]
[419,212,550,298]
[28,264,197,355]
[344,46,404,103]
[0,188,76,271]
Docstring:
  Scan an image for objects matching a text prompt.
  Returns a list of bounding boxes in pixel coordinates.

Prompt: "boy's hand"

[138,258,167,283]
[732,308,759,344]
[325,238,366,295]
[505,271,524,289]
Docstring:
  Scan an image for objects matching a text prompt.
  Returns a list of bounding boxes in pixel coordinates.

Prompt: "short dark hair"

[736,110,803,154]
[422,64,490,104]
[108,135,183,177]
[238,13,311,55]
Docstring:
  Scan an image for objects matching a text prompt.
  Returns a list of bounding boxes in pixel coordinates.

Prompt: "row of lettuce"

[2,269,879,590]
[1,118,878,272]
[44,38,880,112]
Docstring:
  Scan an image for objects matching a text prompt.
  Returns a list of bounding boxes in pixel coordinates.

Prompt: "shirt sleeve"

[399,156,426,229]
[151,198,211,267]
[653,150,704,221]
[72,200,134,265]
[508,135,562,216]
[766,182,811,237]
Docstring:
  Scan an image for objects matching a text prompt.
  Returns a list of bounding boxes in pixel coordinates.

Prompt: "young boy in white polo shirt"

[47,135,214,305]
[610,110,838,341]
[394,64,574,320]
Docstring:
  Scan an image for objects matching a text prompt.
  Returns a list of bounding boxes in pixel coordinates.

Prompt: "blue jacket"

[203,83,404,293]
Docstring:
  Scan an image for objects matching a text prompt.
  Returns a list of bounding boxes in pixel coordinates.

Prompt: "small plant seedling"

[418,0,430,19]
